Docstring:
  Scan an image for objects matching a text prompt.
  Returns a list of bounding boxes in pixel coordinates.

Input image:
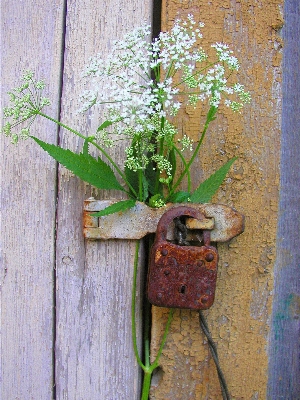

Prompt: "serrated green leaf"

[189,157,237,203]
[168,191,190,203]
[91,199,136,217]
[97,120,114,131]
[32,136,125,191]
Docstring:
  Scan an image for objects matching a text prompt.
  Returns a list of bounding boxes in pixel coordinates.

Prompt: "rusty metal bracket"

[83,198,244,242]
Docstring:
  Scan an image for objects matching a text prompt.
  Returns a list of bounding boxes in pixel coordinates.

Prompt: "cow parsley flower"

[1,70,50,143]
[78,16,250,186]
[2,15,250,207]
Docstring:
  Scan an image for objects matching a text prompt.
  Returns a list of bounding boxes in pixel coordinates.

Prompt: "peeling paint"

[151,0,282,398]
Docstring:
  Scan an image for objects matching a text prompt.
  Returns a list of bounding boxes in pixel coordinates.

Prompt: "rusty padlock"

[147,206,218,310]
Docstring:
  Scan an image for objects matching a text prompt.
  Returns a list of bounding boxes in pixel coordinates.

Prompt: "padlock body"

[147,241,218,310]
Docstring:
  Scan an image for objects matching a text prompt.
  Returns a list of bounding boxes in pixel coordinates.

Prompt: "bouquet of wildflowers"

[2,14,251,399]
[2,15,250,217]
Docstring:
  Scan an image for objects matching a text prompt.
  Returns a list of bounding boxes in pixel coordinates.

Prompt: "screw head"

[161,248,168,256]
[200,295,209,304]
[205,253,214,262]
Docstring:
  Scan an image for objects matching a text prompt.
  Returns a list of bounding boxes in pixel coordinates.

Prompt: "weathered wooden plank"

[151,1,283,399]
[267,1,300,397]
[54,1,152,398]
[0,1,65,398]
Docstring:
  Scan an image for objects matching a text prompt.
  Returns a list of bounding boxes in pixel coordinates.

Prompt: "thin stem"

[154,115,165,194]
[171,128,206,194]
[131,240,145,370]
[138,169,143,202]
[37,111,85,138]
[172,61,216,89]
[152,309,174,368]
[36,111,138,197]
[171,107,217,194]
[131,233,174,400]
[143,235,154,374]
[143,300,151,369]
[141,370,152,400]
[169,145,191,195]
[140,308,174,400]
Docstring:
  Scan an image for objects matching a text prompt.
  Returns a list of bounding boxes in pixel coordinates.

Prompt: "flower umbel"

[2,70,50,143]
[2,15,251,400]
[80,15,250,189]
[2,15,250,204]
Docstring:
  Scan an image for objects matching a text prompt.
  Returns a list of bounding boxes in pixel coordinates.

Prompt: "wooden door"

[1,1,299,399]
[1,1,152,399]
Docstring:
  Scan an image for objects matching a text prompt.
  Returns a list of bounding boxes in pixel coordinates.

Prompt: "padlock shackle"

[155,206,205,243]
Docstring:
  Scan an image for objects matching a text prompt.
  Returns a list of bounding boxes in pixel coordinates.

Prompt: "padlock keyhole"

[179,285,186,294]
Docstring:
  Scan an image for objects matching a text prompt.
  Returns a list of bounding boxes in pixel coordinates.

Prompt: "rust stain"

[83,199,244,242]
[151,0,283,399]
[147,206,219,310]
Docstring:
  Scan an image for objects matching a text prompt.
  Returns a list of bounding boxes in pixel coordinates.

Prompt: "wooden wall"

[1,1,152,399]
[150,1,287,399]
[1,1,299,399]
[268,0,300,398]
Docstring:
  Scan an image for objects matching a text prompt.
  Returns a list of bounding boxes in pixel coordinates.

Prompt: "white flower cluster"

[2,70,50,143]
[80,14,250,182]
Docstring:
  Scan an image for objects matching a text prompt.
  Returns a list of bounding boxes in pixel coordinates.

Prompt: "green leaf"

[189,157,237,203]
[168,148,176,181]
[206,105,218,123]
[149,193,164,208]
[91,199,136,217]
[145,160,157,195]
[167,191,190,203]
[32,136,125,191]
[82,139,89,156]
[142,174,149,202]
[97,120,114,131]
[125,167,139,197]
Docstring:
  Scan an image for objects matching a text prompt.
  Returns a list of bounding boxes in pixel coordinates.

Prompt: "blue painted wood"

[268,1,300,398]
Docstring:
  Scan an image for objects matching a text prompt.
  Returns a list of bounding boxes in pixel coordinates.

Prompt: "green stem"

[170,145,191,195]
[144,299,151,369]
[172,61,216,89]
[36,111,138,198]
[152,309,174,368]
[37,111,87,139]
[141,370,152,400]
[171,106,217,194]
[154,116,165,194]
[140,309,174,399]
[131,240,144,370]
[131,235,174,400]
[138,169,143,203]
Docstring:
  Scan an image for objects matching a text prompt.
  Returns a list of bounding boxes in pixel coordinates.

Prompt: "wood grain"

[54,1,152,398]
[1,1,65,398]
[267,1,300,397]
[151,1,283,399]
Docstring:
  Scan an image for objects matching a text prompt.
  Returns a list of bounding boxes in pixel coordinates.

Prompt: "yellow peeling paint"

[150,1,283,398]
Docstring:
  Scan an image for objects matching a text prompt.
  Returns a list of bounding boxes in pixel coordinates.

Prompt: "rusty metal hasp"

[147,206,218,310]
[83,198,244,242]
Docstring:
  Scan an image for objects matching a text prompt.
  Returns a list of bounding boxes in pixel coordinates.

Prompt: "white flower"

[1,70,51,142]
[78,15,250,172]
